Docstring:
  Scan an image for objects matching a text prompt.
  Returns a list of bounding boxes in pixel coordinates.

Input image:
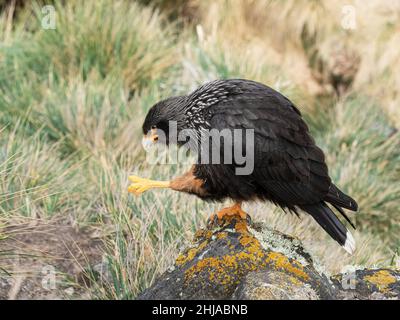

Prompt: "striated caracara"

[128,79,358,254]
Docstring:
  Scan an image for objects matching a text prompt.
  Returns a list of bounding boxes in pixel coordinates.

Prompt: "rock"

[137,214,400,300]
[332,268,400,300]
[137,214,336,299]
[232,270,323,300]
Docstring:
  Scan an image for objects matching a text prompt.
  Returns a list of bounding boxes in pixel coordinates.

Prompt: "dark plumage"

[141,79,358,253]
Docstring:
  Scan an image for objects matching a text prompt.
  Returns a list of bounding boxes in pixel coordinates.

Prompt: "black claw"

[206,215,219,228]
[246,214,252,225]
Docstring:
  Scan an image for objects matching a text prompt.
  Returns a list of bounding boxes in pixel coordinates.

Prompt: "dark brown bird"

[128,79,358,254]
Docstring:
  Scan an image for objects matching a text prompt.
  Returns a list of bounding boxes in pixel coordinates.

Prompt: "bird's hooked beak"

[142,128,159,151]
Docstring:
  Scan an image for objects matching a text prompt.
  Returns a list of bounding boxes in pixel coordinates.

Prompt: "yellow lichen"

[184,235,268,287]
[364,270,396,292]
[288,275,303,286]
[176,248,197,266]
[217,232,228,239]
[194,229,213,240]
[239,235,265,259]
[239,235,253,246]
[176,240,209,266]
[181,228,310,289]
[194,230,204,238]
[265,252,309,281]
[198,240,208,250]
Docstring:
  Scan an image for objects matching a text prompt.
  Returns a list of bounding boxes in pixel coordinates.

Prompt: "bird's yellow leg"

[128,175,170,195]
[128,166,208,197]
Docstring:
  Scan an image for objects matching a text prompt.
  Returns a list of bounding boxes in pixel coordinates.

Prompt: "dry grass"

[0,0,399,299]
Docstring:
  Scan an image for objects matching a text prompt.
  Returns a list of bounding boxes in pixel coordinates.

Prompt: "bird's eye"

[151,125,157,129]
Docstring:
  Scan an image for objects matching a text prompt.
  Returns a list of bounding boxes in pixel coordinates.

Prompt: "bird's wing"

[207,91,331,207]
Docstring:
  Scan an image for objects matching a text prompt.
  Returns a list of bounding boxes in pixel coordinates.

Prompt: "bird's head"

[142,96,187,150]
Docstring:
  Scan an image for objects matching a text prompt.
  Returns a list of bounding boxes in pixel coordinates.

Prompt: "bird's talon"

[245,214,252,225]
[208,202,250,226]
[127,176,170,196]
[128,176,152,195]
[128,175,147,183]
[207,213,220,228]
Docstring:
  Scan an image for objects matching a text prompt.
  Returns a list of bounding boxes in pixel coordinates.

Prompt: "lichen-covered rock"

[137,214,336,300]
[332,269,400,300]
[232,270,321,300]
[137,214,400,300]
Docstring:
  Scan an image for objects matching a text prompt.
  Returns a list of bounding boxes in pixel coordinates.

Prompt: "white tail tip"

[343,230,356,254]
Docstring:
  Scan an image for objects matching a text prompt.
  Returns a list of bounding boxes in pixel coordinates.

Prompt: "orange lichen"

[265,252,309,281]
[234,220,249,233]
[364,270,396,292]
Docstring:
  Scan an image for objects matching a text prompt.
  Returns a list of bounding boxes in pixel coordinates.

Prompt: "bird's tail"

[299,202,356,254]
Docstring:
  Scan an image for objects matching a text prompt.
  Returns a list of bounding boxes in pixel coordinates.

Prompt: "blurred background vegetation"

[0,0,399,299]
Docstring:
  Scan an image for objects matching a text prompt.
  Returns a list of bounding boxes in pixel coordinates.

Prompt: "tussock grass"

[0,0,399,299]
[0,125,86,219]
[317,96,400,242]
[0,0,179,130]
